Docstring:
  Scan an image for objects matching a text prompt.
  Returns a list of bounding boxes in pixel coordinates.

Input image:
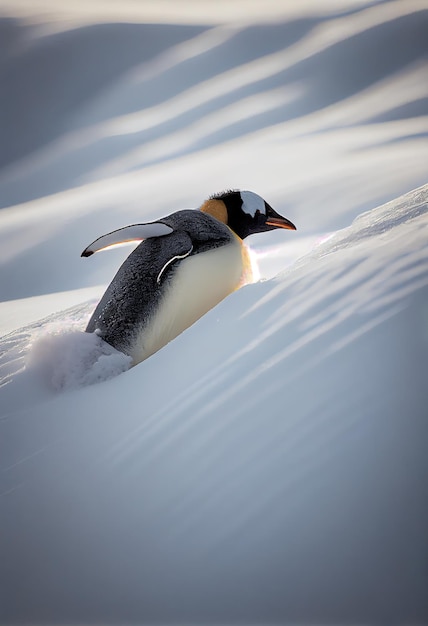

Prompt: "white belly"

[130,239,249,364]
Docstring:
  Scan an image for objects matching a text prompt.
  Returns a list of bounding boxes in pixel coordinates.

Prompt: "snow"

[1,1,428,624]
[28,329,132,391]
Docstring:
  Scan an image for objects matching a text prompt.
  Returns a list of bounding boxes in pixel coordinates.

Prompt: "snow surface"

[1,1,428,624]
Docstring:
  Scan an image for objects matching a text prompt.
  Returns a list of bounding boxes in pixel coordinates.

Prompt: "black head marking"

[209,189,296,238]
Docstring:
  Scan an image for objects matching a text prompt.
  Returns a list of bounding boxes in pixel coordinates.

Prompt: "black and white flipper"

[81,222,173,257]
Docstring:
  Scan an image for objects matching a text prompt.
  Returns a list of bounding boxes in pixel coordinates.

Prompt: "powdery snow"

[27,329,132,391]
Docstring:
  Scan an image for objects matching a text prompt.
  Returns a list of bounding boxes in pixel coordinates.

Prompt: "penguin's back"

[85,231,191,356]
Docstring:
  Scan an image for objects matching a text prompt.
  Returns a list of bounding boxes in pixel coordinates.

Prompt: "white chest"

[130,239,249,364]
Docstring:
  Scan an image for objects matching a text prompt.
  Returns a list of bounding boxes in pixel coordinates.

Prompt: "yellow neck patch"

[234,232,254,287]
[200,198,228,225]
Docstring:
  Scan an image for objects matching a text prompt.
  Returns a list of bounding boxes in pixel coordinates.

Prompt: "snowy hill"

[1,184,428,624]
[1,1,428,624]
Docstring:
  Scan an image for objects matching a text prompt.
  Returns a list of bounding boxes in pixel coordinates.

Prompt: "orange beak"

[265,215,297,231]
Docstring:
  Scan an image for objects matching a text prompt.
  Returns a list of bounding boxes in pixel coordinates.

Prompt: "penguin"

[81,189,296,365]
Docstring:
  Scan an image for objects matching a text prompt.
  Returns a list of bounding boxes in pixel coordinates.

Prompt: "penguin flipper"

[81,222,174,257]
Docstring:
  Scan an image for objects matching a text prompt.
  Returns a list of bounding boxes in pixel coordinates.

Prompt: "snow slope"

[1,1,428,624]
[1,184,428,624]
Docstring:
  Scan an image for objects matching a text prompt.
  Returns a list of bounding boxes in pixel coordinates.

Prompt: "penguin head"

[200,189,296,239]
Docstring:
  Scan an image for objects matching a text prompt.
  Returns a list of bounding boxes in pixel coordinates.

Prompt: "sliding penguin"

[82,190,296,365]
